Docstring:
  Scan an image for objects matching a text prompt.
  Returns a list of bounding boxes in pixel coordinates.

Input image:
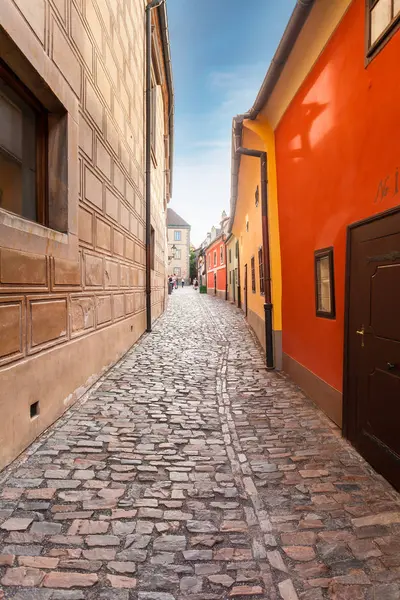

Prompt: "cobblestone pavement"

[1,288,400,600]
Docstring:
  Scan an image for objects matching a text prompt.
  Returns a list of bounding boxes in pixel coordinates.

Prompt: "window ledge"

[0,209,68,244]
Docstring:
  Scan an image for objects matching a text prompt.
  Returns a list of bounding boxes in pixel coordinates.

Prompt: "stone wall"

[0,0,170,468]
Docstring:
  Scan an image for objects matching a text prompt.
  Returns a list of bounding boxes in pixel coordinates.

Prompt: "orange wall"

[206,239,226,291]
[276,0,400,392]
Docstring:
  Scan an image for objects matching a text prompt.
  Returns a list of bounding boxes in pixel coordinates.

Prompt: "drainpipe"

[145,0,165,333]
[236,146,274,370]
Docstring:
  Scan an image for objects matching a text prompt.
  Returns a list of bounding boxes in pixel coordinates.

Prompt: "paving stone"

[0,290,399,599]
[1,566,45,586]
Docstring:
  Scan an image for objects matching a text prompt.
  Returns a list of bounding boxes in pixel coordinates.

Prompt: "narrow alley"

[0,289,399,600]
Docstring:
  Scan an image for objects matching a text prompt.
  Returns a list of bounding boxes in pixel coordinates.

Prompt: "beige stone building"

[167,208,190,283]
[0,0,173,468]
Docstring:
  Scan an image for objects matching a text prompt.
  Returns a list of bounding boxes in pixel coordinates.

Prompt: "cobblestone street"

[0,288,399,600]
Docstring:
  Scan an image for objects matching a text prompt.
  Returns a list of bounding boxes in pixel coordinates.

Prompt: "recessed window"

[220,245,224,265]
[229,270,232,284]
[213,250,217,267]
[174,230,181,241]
[367,0,400,58]
[0,60,47,225]
[173,266,181,277]
[175,248,181,259]
[315,247,335,319]
[229,249,232,264]
[258,247,264,295]
[235,241,239,258]
[251,256,256,293]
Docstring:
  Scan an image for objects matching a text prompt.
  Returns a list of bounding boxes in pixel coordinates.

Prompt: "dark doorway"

[232,269,236,303]
[214,273,217,295]
[244,264,248,317]
[344,208,400,491]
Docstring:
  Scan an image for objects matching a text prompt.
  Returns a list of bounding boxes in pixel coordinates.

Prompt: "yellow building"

[226,234,239,306]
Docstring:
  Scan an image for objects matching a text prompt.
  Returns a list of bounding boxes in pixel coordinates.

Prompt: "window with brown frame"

[251,256,256,293]
[214,250,217,267]
[367,0,400,58]
[229,248,232,264]
[258,247,264,295]
[315,247,336,319]
[0,59,47,225]
[220,245,224,265]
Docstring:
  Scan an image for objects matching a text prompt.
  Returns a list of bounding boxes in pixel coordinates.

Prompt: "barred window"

[258,247,264,295]
[251,256,256,293]
[315,248,335,319]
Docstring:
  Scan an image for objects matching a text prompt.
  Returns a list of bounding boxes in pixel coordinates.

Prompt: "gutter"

[229,0,315,232]
[158,2,174,197]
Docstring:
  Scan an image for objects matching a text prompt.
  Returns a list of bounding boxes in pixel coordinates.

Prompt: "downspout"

[145,0,165,333]
[236,146,273,370]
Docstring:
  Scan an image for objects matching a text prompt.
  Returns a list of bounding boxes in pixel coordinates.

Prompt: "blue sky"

[167,0,296,246]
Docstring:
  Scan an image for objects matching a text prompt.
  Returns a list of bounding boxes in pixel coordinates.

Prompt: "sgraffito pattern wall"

[0,0,169,468]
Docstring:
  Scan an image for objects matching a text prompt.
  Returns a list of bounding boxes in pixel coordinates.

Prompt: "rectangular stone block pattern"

[120,264,129,287]
[52,21,81,95]
[79,117,93,159]
[71,4,93,71]
[96,218,112,252]
[114,230,124,256]
[125,238,134,262]
[70,296,95,334]
[1,249,47,285]
[0,301,23,360]
[113,294,125,319]
[114,163,125,196]
[85,0,103,51]
[84,254,103,287]
[105,260,119,287]
[84,167,103,209]
[78,207,93,244]
[120,202,129,231]
[106,189,119,222]
[30,299,68,348]
[13,0,45,44]
[125,293,135,314]
[53,258,81,286]
[97,59,112,109]
[97,141,112,180]
[97,295,112,325]
[86,80,103,131]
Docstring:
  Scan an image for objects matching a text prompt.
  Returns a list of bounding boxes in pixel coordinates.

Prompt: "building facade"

[230,0,400,490]
[205,212,229,299]
[226,234,239,306]
[0,0,173,469]
[167,208,190,282]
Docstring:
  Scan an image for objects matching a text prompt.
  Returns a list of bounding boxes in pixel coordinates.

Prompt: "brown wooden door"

[244,264,248,317]
[345,209,400,491]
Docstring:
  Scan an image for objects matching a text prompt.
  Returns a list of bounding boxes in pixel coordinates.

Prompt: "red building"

[272,0,400,490]
[206,235,227,299]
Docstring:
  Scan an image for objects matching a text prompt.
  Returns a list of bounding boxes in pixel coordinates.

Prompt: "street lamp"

[168,244,177,264]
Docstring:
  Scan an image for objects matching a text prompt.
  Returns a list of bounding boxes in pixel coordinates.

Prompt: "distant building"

[167,208,191,282]
[205,211,229,298]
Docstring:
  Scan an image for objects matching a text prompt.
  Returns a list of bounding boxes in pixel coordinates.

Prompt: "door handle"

[387,362,396,370]
[356,325,365,348]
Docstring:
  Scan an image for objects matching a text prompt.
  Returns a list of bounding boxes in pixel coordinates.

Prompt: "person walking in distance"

[181,277,185,288]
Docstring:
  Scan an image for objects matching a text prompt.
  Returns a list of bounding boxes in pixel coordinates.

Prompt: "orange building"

[206,235,227,298]
[270,0,400,490]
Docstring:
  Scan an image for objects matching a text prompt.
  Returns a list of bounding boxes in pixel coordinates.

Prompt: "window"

[229,271,232,284]
[255,185,259,207]
[214,250,217,267]
[235,241,239,259]
[0,60,47,225]
[315,248,335,319]
[229,249,232,264]
[220,245,224,265]
[174,248,181,259]
[173,266,181,277]
[367,0,400,58]
[174,230,181,241]
[258,247,264,295]
[150,226,155,270]
[251,256,256,293]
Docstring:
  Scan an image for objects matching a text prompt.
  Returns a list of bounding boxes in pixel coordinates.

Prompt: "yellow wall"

[226,235,238,302]
[231,118,282,331]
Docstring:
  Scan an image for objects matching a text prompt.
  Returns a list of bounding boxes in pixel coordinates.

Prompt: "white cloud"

[170,63,267,247]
